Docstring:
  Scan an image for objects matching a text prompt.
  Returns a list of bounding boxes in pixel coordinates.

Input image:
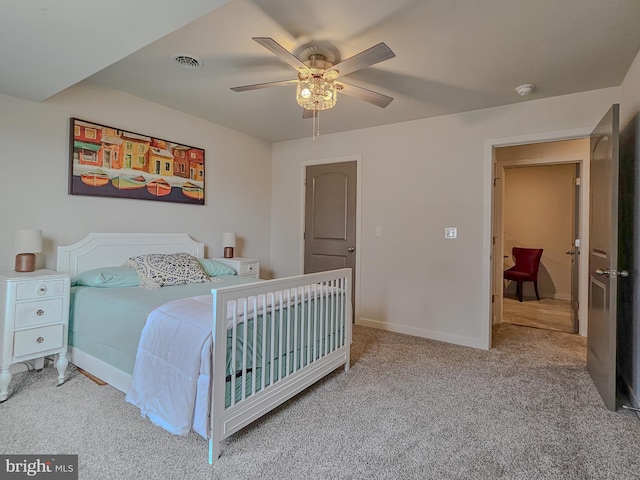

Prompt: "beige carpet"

[2,324,639,479]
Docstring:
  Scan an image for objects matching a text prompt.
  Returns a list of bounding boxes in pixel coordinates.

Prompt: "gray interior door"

[587,104,620,411]
[304,161,356,277]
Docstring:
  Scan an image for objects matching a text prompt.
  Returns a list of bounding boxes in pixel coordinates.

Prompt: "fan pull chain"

[312,110,320,140]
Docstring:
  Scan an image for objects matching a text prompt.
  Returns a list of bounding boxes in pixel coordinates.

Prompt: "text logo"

[1,455,78,479]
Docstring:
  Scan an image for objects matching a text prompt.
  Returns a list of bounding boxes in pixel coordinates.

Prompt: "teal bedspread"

[69,276,258,375]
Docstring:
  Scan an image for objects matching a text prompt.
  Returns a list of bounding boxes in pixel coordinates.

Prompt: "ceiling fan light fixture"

[300,87,312,99]
[296,76,337,110]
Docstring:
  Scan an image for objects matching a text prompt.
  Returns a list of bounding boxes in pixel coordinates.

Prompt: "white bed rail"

[209,268,352,462]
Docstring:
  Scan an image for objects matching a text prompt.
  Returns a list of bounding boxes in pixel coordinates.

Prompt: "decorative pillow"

[71,266,141,288]
[124,252,209,289]
[198,258,237,277]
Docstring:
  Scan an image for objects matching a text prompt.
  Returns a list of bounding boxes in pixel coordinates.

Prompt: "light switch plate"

[445,227,457,239]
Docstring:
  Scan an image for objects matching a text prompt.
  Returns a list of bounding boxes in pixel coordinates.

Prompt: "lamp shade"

[222,232,236,248]
[13,229,43,254]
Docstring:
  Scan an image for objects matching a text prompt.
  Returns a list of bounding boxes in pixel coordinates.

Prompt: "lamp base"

[15,253,36,272]
[224,247,234,258]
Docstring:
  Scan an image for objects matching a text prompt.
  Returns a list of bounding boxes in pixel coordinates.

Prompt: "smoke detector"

[515,84,535,96]
[171,54,202,69]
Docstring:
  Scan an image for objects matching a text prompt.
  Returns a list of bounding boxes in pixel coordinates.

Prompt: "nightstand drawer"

[14,298,64,328]
[16,280,65,300]
[239,263,258,276]
[0,269,70,401]
[13,324,63,357]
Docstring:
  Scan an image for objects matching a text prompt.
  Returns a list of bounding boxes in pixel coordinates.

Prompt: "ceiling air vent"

[171,54,202,69]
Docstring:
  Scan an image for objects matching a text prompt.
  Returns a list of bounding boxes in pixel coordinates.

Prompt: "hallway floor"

[503,296,574,333]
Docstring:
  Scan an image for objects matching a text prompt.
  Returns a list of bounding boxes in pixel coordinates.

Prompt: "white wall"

[271,87,620,349]
[0,83,273,274]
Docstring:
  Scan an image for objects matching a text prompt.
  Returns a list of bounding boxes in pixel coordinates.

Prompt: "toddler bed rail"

[209,268,352,462]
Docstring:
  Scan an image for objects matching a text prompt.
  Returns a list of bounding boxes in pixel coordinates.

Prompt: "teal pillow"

[71,266,141,288]
[198,258,237,277]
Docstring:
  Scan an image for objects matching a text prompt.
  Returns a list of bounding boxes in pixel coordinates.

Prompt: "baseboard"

[621,376,640,419]
[503,289,571,302]
[355,317,488,350]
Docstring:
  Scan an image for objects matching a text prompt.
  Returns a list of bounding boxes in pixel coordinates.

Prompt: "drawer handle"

[36,309,44,316]
[36,337,44,344]
[38,285,47,295]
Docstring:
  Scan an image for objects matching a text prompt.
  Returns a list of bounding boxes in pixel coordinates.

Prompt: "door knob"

[596,268,630,278]
[347,247,355,253]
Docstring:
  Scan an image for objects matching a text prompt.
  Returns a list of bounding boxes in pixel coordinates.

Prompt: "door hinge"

[576,177,581,186]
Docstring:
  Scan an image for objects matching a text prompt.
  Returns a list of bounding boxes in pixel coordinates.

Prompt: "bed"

[56,233,352,462]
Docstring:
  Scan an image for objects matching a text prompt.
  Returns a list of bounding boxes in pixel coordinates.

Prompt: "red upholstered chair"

[503,247,544,302]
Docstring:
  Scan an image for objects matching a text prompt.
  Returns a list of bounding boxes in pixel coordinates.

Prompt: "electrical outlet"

[375,226,382,237]
[445,227,457,239]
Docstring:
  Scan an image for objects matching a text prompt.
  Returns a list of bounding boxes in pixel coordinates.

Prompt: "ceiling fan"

[231,37,395,118]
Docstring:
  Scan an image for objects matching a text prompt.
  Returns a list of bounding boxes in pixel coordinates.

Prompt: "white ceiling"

[2,0,640,143]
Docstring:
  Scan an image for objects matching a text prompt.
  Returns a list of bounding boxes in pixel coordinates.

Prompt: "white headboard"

[57,233,205,276]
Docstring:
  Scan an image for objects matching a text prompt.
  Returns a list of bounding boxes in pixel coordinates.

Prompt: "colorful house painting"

[73,120,102,166]
[100,127,123,169]
[148,146,174,176]
[121,132,151,171]
[69,117,205,205]
[187,148,204,181]
[172,146,190,179]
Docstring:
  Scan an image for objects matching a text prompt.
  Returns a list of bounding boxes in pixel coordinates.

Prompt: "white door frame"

[483,128,592,348]
[299,155,362,322]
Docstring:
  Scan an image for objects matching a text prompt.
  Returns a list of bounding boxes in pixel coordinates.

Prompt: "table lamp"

[14,229,43,272]
[222,232,236,258]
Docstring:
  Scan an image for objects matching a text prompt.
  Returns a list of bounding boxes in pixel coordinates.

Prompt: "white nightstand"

[0,269,70,402]
[212,257,260,279]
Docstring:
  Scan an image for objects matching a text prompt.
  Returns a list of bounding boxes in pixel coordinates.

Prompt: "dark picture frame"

[68,118,205,205]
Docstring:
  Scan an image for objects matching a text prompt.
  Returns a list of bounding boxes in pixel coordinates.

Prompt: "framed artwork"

[68,118,205,205]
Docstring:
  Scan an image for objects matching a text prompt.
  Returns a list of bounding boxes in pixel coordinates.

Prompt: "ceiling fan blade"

[252,37,311,75]
[325,43,395,80]
[337,82,394,108]
[231,79,297,92]
[302,108,318,119]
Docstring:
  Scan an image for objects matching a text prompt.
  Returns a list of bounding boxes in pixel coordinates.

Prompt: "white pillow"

[124,252,209,289]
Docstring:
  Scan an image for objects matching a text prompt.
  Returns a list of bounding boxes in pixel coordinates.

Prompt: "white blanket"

[126,294,214,437]
[126,284,340,438]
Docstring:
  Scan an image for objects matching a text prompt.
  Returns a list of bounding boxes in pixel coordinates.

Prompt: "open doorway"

[502,162,577,332]
[492,139,590,335]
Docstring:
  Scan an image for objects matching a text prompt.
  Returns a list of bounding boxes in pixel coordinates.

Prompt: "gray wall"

[0,83,273,274]
[271,87,619,350]
[271,48,640,355]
